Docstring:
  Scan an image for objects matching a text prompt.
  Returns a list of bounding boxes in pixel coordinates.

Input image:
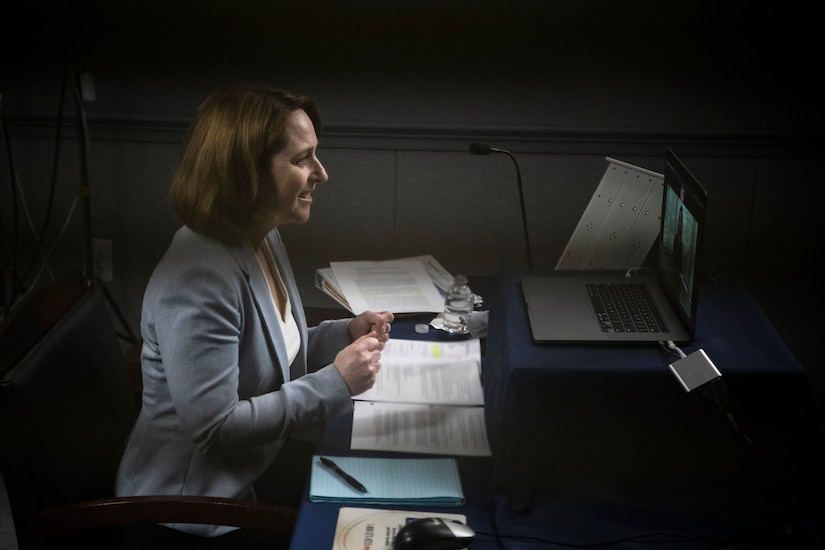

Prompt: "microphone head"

[469,143,493,155]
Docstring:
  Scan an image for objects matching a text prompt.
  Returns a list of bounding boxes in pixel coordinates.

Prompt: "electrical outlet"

[93,238,113,282]
[80,72,96,102]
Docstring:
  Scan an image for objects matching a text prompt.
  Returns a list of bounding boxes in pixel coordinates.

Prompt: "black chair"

[0,274,297,549]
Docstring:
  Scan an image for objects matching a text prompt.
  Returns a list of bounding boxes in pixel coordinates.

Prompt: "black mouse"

[394,517,475,550]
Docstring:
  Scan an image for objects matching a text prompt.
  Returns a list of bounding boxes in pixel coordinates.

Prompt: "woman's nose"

[314,158,329,183]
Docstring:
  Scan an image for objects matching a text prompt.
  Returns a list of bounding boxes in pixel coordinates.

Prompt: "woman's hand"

[334,331,385,396]
[348,310,394,347]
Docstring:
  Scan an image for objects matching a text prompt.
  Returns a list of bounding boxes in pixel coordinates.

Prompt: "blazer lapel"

[265,232,309,380]
[227,241,291,385]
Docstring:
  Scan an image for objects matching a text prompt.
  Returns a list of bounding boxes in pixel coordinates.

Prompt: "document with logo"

[332,507,467,550]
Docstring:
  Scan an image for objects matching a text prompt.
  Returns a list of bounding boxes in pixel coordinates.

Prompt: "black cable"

[697,377,748,442]
[665,339,819,517]
[661,341,821,545]
[17,69,71,298]
[66,69,138,345]
[70,69,94,279]
[695,375,821,546]
[0,92,16,310]
[94,275,138,344]
[472,528,725,548]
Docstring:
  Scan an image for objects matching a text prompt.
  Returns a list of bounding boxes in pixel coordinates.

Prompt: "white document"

[381,337,481,362]
[314,267,352,312]
[329,259,446,314]
[409,254,455,293]
[353,358,483,405]
[350,337,489,456]
[353,339,483,405]
[351,401,492,456]
[333,507,466,550]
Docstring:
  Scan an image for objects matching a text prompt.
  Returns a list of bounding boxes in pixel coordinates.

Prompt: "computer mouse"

[394,517,475,550]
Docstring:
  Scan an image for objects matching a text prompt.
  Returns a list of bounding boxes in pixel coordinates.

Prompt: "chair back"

[0,275,138,548]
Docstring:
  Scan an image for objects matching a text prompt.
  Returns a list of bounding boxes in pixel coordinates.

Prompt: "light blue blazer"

[115,226,353,537]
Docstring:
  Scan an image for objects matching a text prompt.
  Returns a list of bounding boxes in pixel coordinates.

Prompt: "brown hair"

[169,87,323,243]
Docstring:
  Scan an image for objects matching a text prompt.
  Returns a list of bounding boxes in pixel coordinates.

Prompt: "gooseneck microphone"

[469,143,533,269]
[468,143,493,156]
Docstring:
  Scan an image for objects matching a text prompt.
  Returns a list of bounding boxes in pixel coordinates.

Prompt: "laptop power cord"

[663,342,746,436]
[662,340,821,546]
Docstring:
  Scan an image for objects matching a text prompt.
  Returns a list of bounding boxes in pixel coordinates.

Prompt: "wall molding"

[5,114,823,159]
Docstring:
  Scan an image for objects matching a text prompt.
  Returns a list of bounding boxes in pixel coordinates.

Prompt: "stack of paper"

[350,338,491,457]
[315,255,455,314]
[310,456,465,506]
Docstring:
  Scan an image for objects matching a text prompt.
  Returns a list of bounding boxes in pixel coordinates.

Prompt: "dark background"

[2,0,823,405]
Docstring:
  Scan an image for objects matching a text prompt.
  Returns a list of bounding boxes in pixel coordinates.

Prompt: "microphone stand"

[469,143,533,270]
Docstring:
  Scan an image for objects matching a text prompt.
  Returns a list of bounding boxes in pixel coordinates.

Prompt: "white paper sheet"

[353,358,483,405]
[329,259,446,314]
[381,337,481,362]
[351,401,492,456]
[353,338,483,404]
[349,337,490,456]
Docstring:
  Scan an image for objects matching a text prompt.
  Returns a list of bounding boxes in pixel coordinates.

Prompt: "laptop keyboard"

[586,282,668,333]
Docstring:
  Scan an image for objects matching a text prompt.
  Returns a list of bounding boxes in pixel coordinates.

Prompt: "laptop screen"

[657,150,708,338]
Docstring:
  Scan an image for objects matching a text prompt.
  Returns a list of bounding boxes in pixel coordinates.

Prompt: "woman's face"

[259,109,328,227]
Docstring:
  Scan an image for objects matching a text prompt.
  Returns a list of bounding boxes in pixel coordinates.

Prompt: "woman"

[115,87,393,543]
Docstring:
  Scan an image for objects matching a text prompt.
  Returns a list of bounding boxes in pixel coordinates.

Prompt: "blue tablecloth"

[290,285,504,549]
[483,271,824,549]
[288,273,824,549]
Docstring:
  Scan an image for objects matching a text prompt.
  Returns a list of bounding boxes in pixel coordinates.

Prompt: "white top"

[257,245,301,372]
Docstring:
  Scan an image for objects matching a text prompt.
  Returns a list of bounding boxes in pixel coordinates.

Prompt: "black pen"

[320,456,368,493]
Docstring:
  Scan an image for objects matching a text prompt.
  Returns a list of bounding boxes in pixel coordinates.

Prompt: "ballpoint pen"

[320,456,368,493]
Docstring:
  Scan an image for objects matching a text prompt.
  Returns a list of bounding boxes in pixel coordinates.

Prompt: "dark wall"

[2,1,823,394]
[4,1,820,133]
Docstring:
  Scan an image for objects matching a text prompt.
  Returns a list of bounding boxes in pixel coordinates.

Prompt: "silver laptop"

[522,149,707,344]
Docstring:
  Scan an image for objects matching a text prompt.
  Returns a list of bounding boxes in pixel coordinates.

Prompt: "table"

[289,273,824,549]
[483,271,824,549]
[290,277,503,549]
